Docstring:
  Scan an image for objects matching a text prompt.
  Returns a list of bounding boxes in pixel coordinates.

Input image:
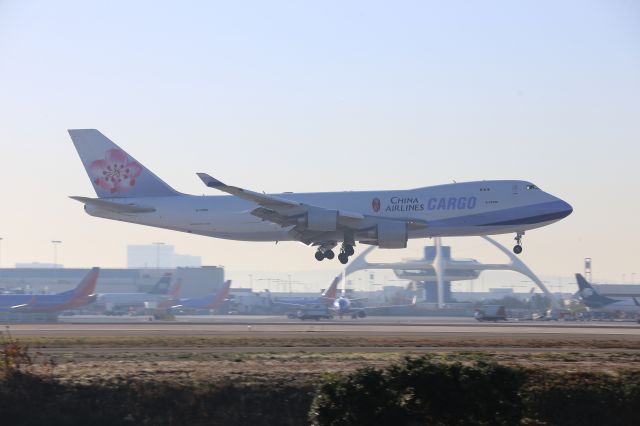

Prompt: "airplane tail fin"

[147,273,173,295]
[576,274,594,292]
[575,273,615,307]
[322,275,341,300]
[212,280,232,307]
[69,267,100,301]
[168,279,183,299]
[193,280,232,310]
[68,129,179,198]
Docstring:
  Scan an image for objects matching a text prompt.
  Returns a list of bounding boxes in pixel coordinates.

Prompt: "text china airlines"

[383,196,478,212]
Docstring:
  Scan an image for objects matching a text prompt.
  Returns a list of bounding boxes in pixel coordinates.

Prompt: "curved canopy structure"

[346,237,558,309]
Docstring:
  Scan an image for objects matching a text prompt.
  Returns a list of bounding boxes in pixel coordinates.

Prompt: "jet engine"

[375,221,408,249]
[300,209,339,231]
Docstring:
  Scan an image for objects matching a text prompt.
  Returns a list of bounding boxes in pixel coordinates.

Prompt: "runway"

[7,315,640,341]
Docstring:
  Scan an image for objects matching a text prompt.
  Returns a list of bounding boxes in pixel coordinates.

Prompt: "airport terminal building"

[0,266,225,298]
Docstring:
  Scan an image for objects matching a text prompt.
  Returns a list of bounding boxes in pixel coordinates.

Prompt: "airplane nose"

[557,200,573,219]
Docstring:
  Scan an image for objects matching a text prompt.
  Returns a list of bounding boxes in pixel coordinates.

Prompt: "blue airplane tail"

[147,273,173,295]
[575,274,616,307]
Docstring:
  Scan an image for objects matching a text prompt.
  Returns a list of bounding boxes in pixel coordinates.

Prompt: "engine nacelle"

[302,209,339,232]
[376,221,408,249]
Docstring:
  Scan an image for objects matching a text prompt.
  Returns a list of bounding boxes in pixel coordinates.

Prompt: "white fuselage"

[83,180,572,244]
[96,293,172,309]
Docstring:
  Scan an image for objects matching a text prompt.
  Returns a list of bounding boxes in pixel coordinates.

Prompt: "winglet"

[197,173,225,188]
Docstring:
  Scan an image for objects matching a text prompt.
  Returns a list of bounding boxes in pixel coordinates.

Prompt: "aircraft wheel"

[324,250,335,260]
[338,253,349,264]
[513,245,523,254]
[344,244,354,256]
[315,251,325,261]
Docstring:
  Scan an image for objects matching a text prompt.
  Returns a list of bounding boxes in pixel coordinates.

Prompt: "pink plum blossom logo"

[372,197,381,213]
[89,149,142,193]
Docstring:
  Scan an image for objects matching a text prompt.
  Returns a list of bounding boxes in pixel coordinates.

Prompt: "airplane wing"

[70,196,156,214]
[196,173,427,246]
[270,300,308,309]
[361,296,418,312]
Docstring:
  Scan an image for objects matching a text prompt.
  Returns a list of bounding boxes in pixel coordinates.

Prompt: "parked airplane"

[96,273,179,312]
[170,280,232,311]
[314,273,417,319]
[69,129,573,264]
[0,268,99,313]
[269,275,340,309]
[330,291,418,319]
[575,274,640,315]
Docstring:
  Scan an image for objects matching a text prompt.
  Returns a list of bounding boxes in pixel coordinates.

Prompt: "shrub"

[309,356,525,426]
[523,371,640,426]
[0,375,313,426]
[0,327,32,376]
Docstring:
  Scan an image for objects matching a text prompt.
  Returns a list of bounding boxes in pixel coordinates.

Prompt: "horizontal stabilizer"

[10,304,31,311]
[70,196,156,213]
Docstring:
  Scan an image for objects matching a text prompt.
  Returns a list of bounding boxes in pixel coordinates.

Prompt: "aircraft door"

[512,184,519,196]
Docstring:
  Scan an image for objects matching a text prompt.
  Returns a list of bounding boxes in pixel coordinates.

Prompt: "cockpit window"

[526,184,539,190]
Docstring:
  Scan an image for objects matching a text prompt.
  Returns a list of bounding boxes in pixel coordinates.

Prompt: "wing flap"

[251,207,299,227]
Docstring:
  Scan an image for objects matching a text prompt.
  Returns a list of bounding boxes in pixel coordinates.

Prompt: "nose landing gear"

[513,231,524,254]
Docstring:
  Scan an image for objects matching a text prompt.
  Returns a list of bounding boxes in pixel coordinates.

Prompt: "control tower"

[393,245,481,303]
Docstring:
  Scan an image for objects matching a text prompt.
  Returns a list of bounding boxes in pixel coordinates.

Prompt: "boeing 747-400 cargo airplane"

[69,130,572,264]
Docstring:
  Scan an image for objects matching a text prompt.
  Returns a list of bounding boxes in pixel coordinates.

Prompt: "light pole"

[152,242,164,269]
[51,240,62,268]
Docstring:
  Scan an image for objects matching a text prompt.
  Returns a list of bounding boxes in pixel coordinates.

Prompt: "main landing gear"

[315,248,335,261]
[337,243,355,265]
[315,243,355,264]
[513,231,524,254]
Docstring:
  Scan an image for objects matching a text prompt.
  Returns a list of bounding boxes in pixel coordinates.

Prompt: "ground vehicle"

[474,305,507,321]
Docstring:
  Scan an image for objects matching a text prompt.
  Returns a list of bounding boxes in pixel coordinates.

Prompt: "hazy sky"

[0,1,638,288]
